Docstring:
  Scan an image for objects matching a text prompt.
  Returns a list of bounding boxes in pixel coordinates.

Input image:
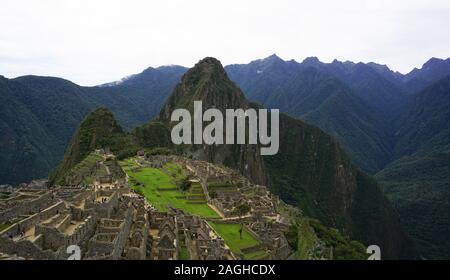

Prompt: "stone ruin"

[0,156,296,260]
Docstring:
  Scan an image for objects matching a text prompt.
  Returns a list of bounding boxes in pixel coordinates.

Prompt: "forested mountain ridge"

[0,66,185,185]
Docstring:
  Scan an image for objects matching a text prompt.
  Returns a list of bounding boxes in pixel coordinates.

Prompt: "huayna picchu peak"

[156,57,267,186]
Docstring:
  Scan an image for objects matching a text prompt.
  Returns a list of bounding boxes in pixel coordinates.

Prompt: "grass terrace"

[64,153,104,185]
[207,222,265,259]
[120,158,219,218]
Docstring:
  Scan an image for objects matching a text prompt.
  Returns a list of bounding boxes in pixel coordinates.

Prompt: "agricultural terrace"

[119,158,219,218]
[208,222,267,260]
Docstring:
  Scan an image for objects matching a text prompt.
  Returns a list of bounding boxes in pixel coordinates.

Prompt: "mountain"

[376,76,450,259]
[0,66,186,185]
[226,56,396,174]
[322,60,406,116]
[143,57,414,258]
[50,107,136,185]
[5,55,449,186]
[226,55,450,258]
[0,76,61,184]
[92,65,188,128]
[265,112,413,259]
[394,76,450,157]
[404,57,450,93]
[155,57,267,185]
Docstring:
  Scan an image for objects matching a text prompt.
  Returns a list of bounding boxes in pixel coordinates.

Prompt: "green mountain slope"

[394,76,450,157]
[226,57,396,174]
[0,66,185,185]
[376,76,450,259]
[0,77,61,183]
[50,107,135,185]
[404,57,450,93]
[265,112,414,259]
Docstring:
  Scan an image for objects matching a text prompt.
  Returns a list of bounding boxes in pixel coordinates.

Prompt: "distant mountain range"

[1,55,450,258]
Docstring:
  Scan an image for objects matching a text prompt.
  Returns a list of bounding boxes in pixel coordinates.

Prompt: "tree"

[239,224,243,240]
[234,203,251,218]
[178,177,192,192]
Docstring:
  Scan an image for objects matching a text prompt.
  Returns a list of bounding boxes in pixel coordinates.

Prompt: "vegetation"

[226,57,396,174]
[50,107,136,185]
[178,245,190,260]
[178,177,192,192]
[263,112,413,259]
[132,121,172,149]
[208,222,261,259]
[0,192,10,200]
[308,219,368,260]
[232,203,251,217]
[62,153,103,185]
[377,151,450,259]
[120,158,218,218]
[228,56,450,259]
[0,66,186,185]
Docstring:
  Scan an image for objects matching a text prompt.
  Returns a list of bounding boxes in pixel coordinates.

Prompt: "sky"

[1,0,450,86]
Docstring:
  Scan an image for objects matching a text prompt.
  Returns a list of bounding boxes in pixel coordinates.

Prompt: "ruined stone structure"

[1,155,296,260]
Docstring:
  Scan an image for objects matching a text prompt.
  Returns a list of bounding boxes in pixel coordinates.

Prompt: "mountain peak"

[187,57,228,79]
[261,54,284,64]
[423,57,444,69]
[50,107,125,185]
[195,57,224,69]
[156,57,266,185]
[302,56,321,65]
[158,57,246,121]
[265,53,281,59]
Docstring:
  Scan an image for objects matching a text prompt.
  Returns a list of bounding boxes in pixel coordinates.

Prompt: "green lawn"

[208,222,261,258]
[120,158,219,218]
[162,162,186,181]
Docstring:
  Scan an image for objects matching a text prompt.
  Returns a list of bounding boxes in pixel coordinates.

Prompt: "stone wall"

[0,235,56,260]
[93,191,119,218]
[1,201,66,236]
[86,208,133,259]
[0,192,54,224]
